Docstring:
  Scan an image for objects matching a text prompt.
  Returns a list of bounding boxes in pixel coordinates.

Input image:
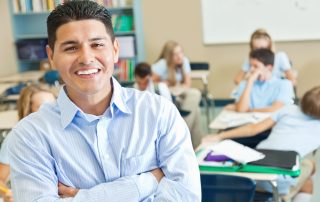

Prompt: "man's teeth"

[77,69,99,75]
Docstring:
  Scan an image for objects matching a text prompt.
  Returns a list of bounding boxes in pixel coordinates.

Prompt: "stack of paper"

[205,140,265,164]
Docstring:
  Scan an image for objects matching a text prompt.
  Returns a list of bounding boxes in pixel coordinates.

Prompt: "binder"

[197,147,300,177]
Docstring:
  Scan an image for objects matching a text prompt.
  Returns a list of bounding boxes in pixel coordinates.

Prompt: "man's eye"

[93,43,105,48]
[64,47,77,52]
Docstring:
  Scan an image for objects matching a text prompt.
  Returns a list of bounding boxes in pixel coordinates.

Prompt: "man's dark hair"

[134,62,152,78]
[47,0,114,50]
[249,48,275,66]
[301,86,320,119]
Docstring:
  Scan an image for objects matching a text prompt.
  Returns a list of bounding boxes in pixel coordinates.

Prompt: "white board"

[201,0,320,44]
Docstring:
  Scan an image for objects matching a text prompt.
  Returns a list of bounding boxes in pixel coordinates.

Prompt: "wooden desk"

[209,109,271,130]
[0,110,18,130]
[0,71,44,84]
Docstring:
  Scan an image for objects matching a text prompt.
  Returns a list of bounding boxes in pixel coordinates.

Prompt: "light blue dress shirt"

[242,52,291,78]
[257,105,320,157]
[234,77,294,110]
[8,78,201,201]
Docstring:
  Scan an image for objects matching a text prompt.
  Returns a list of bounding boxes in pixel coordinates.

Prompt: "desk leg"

[270,180,280,202]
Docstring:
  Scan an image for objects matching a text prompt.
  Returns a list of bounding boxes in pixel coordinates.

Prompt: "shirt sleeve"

[183,57,191,74]
[233,81,247,102]
[154,98,201,201]
[275,80,294,105]
[158,82,173,102]
[241,58,250,72]
[276,52,292,72]
[270,105,291,122]
[152,59,167,80]
[8,124,158,202]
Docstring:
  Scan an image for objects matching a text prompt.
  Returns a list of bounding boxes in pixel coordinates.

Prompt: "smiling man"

[7,1,201,201]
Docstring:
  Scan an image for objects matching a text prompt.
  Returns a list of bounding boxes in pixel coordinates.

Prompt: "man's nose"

[78,46,94,65]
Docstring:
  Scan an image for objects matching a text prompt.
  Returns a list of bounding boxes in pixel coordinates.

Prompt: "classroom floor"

[199,105,320,201]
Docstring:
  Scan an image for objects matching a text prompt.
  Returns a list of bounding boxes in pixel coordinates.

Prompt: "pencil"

[0,185,9,193]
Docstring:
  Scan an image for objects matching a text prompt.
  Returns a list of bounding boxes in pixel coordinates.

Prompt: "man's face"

[46,19,119,98]
[249,58,272,81]
[135,75,150,91]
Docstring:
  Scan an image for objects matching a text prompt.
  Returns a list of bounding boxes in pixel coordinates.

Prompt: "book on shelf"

[13,0,68,13]
[112,14,133,32]
[117,36,135,58]
[114,59,135,81]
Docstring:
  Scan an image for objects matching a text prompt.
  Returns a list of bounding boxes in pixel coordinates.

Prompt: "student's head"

[17,85,56,120]
[158,41,185,86]
[134,62,152,91]
[159,41,184,67]
[250,29,273,51]
[46,1,119,97]
[249,48,275,81]
[301,86,320,119]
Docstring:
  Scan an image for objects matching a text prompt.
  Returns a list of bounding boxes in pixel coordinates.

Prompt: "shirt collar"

[57,77,131,129]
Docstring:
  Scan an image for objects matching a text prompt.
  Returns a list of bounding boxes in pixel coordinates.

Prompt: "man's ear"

[113,38,119,63]
[46,45,56,70]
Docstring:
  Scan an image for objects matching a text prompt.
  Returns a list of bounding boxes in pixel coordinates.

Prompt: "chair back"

[201,174,256,202]
[190,62,209,71]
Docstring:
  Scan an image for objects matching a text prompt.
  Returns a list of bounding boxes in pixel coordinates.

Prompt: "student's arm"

[235,68,261,112]
[284,69,297,86]
[234,70,246,85]
[182,73,191,88]
[8,129,160,202]
[250,101,284,113]
[203,117,276,143]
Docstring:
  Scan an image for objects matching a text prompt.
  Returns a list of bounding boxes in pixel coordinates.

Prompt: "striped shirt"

[8,78,201,201]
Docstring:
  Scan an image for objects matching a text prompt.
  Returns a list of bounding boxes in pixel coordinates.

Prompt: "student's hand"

[201,134,222,144]
[151,168,164,183]
[247,67,263,83]
[3,189,13,202]
[58,182,79,198]
[224,104,236,111]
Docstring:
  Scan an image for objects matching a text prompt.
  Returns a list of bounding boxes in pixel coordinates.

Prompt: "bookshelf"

[8,0,145,82]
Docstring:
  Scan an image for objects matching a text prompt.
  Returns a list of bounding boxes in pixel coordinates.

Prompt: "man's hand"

[58,182,79,198]
[201,134,222,145]
[151,168,164,183]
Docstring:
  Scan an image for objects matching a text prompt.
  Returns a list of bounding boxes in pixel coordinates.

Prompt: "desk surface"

[0,71,44,83]
[0,110,18,130]
[209,109,271,129]
[190,70,210,79]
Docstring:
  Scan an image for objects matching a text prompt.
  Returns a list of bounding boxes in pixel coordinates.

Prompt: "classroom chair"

[190,62,214,127]
[201,174,256,202]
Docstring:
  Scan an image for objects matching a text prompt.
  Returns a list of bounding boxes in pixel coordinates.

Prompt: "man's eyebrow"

[89,37,107,42]
[60,37,107,47]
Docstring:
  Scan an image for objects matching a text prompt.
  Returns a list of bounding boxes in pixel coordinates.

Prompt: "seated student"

[229,48,294,113]
[152,41,203,147]
[0,85,56,202]
[202,85,320,202]
[234,29,296,86]
[134,62,172,102]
